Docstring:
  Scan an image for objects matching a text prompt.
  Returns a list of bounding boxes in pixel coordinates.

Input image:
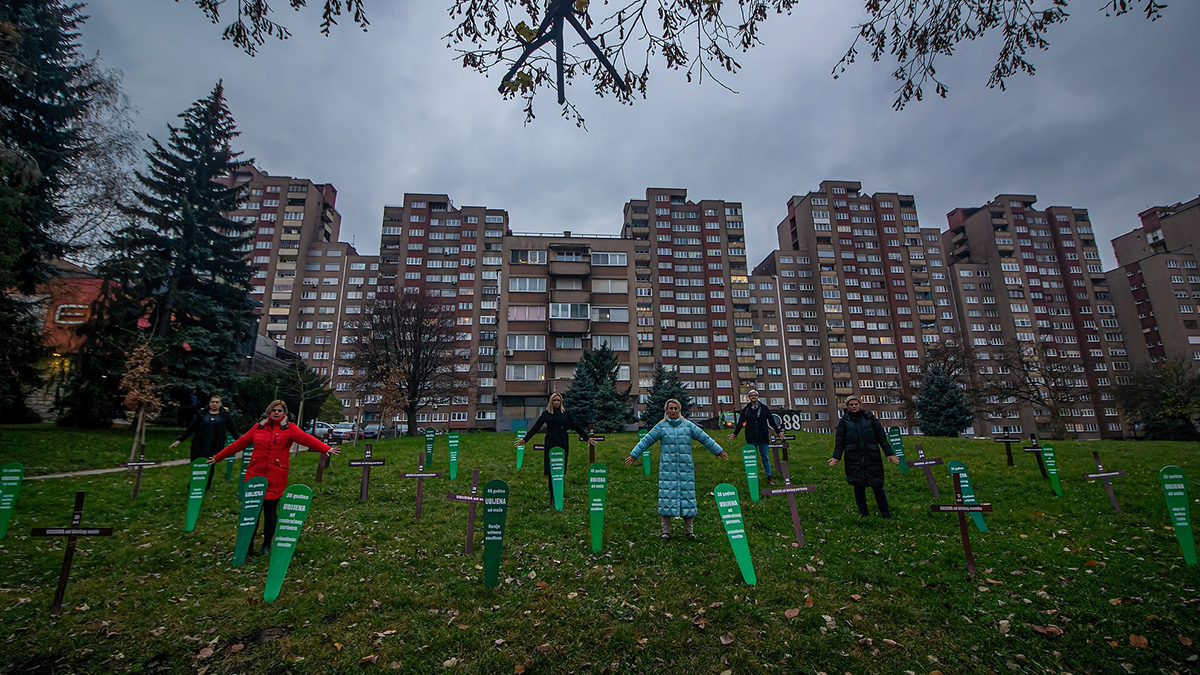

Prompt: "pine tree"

[59,83,255,425]
[914,364,974,437]
[563,343,634,432]
[0,1,107,420]
[639,363,693,428]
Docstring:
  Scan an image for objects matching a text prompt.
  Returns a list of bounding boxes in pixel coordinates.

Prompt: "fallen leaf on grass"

[514,666,525,674]
[720,634,735,645]
[784,609,800,618]
[985,579,1004,585]
[805,596,814,608]
[197,648,214,660]
[537,643,554,653]
[372,599,382,609]
[709,602,723,608]
[229,644,244,653]
[850,594,862,601]
[535,581,549,589]
[360,654,378,664]
[1084,560,1099,567]
[822,615,836,630]
[443,657,458,667]
[334,643,343,651]
[998,620,1010,634]
[1130,634,1148,648]
[693,617,710,630]
[882,638,902,647]
[1180,635,1193,647]
[1031,625,1063,636]
[457,624,469,630]
[493,639,506,646]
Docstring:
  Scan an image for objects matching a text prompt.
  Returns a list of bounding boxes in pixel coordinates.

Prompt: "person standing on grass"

[727,389,785,486]
[624,399,729,540]
[170,394,239,491]
[209,400,339,555]
[515,393,595,504]
[828,396,899,519]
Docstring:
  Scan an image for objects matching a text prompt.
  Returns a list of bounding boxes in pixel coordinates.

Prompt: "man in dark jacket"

[828,397,899,518]
[728,390,785,486]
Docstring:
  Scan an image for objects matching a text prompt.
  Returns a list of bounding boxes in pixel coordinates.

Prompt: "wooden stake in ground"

[446,470,483,554]
[1023,435,1049,479]
[1082,451,1126,514]
[763,444,815,547]
[30,491,113,615]
[121,441,157,501]
[909,443,944,498]
[347,443,386,501]
[587,425,605,464]
[398,451,443,519]
[993,435,1020,466]
[929,474,992,578]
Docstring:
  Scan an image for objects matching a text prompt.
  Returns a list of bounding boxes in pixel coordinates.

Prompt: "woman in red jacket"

[209,400,339,555]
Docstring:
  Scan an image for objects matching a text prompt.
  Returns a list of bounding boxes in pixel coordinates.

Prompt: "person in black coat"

[170,394,239,490]
[727,389,785,485]
[514,393,595,503]
[828,397,899,518]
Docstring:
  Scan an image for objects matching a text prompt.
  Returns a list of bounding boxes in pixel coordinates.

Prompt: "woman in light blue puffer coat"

[624,399,729,539]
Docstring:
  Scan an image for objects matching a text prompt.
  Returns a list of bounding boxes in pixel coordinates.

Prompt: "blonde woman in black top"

[515,393,595,503]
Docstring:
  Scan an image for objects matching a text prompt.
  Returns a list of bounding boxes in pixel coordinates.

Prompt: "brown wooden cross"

[992,435,1020,466]
[445,470,484,554]
[762,442,816,547]
[1022,435,1049,479]
[1082,450,1126,514]
[398,451,443,519]
[347,443,386,502]
[588,425,605,463]
[121,440,157,501]
[30,491,113,615]
[908,443,944,498]
[929,474,992,578]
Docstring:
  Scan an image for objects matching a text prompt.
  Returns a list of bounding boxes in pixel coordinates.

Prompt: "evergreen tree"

[639,363,693,428]
[59,83,255,426]
[0,0,106,420]
[563,343,634,432]
[913,364,974,437]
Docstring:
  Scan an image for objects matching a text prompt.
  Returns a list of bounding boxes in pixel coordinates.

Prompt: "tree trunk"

[129,407,145,463]
[406,402,420,437]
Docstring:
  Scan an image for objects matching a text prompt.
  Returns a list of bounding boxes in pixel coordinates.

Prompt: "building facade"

[1108,196,1200,372]
[944,195,1126,439]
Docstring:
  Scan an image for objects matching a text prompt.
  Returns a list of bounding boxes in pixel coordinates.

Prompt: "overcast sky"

[78,1,1199,269]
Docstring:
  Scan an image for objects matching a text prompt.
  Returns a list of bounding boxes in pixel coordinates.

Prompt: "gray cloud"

[79,1,1199,268]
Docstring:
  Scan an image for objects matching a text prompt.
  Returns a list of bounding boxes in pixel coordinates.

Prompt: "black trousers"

[189,449,217,490]
[853,486,891,518]
[250,498,280,548]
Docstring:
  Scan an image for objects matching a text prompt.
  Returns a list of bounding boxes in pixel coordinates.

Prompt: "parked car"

[330,422,363,442]
[304,421,333,439]
[362,423,384,439]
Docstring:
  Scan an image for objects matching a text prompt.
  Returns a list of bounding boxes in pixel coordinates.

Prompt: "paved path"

[26,458,193,481]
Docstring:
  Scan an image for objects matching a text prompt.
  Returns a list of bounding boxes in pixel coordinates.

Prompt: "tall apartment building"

[621,188,752,423]
[224,167,382,421]
[944,194,1126,439]
[750,180,958,433]
[1108,196,1200,371]
[377,193,641,431]
[378,194,508,430]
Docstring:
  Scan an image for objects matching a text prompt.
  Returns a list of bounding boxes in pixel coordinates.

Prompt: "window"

[592,307,630,322]
[507,305,547,321]
[507,335,545,351]
[506,364,545,381]
[592,278,628,293]
[595,335,630,351]
[591,252,627,266]
[510,250,547,264]
[549,303,590,319]
[509,277,547,292]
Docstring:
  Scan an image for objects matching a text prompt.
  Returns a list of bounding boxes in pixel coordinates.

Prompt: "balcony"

[549,318,590,333]
[550,289,590,304]
[549,260,590,276]
[275,261,296,271]
[549,348,585,363]
[278,247,300,256]
[501,380,550,395]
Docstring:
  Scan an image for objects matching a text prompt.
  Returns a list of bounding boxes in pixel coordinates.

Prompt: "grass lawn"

[0,427,1197,674]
